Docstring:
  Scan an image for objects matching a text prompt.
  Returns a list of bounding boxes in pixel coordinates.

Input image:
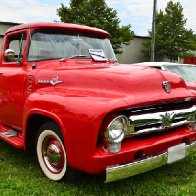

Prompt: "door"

[0,31,27,128]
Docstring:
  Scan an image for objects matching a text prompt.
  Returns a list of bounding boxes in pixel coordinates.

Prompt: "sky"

[0,0,195,36]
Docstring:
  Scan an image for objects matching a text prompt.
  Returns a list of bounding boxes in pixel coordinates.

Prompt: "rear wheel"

[36,122,67,181]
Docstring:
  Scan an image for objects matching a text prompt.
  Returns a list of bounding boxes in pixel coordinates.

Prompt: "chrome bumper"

[105,142,196,183]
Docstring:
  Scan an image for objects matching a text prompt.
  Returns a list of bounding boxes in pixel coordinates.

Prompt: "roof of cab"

[5,22,110,37]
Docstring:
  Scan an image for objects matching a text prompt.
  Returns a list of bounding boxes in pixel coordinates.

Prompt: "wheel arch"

[24,111,66,152]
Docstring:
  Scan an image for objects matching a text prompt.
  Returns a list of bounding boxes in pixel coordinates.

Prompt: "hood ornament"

[162,80,171,93]
[38,75,63,86]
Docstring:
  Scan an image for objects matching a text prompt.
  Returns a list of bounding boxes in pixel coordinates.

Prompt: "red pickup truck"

[0,22,195,182]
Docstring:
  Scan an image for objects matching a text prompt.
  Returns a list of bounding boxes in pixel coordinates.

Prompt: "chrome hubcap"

[42,137,64,173]
[47,144,61,165]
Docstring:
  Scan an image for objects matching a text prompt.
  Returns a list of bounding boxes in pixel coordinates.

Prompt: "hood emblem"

[38,75,63,86]
[162,81,171,93]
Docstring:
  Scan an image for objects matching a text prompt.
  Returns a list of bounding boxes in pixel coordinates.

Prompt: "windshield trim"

[27,29,116,63]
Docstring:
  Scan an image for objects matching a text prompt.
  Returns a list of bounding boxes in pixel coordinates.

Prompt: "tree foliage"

[183,34,196,57]
[190,34,196,51]
[142,1,194,61]
[57,0,134,54]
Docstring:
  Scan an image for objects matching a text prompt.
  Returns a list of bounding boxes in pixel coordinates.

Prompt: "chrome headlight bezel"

[105,115,129,143]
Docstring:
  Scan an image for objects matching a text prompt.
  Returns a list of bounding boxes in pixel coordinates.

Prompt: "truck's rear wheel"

[36,122,67,181]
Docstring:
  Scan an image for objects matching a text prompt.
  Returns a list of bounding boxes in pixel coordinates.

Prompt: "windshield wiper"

[59,54,117,63]
[59,55,89,62]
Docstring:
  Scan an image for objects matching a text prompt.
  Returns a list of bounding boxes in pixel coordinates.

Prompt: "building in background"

[116,36,150,64]
[183,56,196,65]
[0,22,21,50]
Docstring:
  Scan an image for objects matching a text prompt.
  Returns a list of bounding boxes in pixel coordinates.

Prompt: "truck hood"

[34,62,194,106]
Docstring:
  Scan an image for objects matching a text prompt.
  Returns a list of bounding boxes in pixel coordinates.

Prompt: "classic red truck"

[0,22,195,183]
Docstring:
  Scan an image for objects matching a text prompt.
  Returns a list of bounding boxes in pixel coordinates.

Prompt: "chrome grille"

[127,106,196,135]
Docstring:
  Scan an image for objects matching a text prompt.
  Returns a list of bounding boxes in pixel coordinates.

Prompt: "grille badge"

[160,112,176,129]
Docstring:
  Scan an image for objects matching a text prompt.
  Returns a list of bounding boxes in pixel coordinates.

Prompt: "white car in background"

[134,62,196,91]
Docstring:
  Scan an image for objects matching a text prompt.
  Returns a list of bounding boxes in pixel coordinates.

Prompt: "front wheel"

[36,122,67,181]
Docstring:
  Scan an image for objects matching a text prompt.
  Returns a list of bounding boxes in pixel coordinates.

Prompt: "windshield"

[28,30,117,62]
[165,65,196,82]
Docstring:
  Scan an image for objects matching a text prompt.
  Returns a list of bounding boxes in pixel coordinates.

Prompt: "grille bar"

[128,106,196,135]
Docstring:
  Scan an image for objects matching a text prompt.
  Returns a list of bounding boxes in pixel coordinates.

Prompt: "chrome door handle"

[0,72,3,75]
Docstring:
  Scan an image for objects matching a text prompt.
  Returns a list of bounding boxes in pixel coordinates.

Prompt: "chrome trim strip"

[128,106,196,135]
[105,142,196,183]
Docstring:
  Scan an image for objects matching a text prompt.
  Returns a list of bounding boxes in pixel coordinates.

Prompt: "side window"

[4,33,26,63]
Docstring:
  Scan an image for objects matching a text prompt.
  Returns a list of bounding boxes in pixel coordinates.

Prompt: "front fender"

[22,88,127,169]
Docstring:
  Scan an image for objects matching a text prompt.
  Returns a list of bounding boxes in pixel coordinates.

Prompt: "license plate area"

[167,143,186,163]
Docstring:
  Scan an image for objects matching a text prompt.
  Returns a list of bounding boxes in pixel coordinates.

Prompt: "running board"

[0,127,23,149]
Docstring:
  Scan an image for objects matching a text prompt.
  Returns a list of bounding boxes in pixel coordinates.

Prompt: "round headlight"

[106,115,128,143]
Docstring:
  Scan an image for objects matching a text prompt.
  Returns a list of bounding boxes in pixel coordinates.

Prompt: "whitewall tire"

[36,125,67,181]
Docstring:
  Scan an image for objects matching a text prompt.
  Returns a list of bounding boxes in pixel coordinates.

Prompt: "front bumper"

[106,141,196,183]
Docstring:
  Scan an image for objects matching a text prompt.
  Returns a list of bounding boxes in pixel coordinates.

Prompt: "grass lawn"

[0,140,195,196]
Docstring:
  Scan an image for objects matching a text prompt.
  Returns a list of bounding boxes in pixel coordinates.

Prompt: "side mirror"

[4,49,15,62]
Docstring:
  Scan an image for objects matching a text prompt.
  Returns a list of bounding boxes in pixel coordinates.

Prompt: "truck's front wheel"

[36,122,67,181]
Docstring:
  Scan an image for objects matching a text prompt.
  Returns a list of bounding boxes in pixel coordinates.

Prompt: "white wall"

[116,37,150,64]
[0,22,20,52]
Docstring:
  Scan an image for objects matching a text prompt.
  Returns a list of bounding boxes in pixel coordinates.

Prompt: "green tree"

[57,0,134,54]
[190,34,196,51]
[142,1,194,61]
[183,34,196,57]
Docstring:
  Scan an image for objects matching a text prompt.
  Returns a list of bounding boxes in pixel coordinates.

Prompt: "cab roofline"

[5,22,110,37]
